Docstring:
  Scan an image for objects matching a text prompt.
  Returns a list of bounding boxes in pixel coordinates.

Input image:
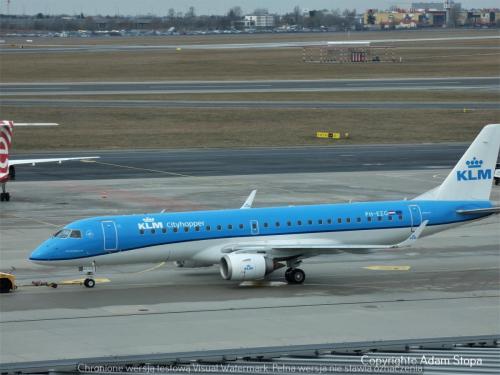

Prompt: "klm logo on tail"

[457,157,492,181]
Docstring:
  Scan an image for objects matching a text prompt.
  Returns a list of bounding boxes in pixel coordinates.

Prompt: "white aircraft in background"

[0,120,99,201]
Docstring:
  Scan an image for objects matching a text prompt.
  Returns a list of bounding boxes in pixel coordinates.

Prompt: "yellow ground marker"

[364,265,411,271]
[61,278,110,285]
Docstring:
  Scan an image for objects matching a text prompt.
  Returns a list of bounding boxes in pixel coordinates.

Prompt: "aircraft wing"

[222,220,428,256]
[9,156,99,166]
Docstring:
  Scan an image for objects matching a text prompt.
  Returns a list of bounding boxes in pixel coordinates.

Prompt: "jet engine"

[220,253,274,281]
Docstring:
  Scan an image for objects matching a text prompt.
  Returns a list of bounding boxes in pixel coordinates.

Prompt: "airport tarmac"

[0,167,499,364]
[11,143,469,181]
[2,98,499,110]
[1,77,498,96]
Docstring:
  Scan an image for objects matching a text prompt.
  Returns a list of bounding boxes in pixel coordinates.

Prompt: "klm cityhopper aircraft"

[30,124,500,288]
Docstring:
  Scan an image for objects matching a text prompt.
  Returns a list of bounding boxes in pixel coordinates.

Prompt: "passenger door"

[408,205,422,232]
[101,221,118,252]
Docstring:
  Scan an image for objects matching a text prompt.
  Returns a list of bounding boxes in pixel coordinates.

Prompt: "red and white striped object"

[0,120,14,181]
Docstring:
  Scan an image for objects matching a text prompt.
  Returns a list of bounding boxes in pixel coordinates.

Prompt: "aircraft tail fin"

[414,124,500,201]
[0,120,14,181]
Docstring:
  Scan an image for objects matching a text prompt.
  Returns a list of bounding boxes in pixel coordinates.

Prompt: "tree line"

[0,6,359,32]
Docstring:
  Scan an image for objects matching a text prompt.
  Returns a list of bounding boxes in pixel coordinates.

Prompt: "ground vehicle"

[0,272,16,293]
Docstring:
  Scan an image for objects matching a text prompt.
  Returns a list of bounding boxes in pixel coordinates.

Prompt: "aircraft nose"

[29,241,58,263]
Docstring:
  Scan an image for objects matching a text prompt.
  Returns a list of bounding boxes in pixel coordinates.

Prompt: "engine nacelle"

[220,253,274,281]
[174,260,213,268]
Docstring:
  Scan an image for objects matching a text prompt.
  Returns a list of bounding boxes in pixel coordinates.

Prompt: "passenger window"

[377,216,382,221]
[356,217,361,223]
[287,221,291,226]
[346,218,351,223]
[388,216,393,221]
[399,215,403,220]
[308,219,312,225]
[367,217,372,222]
[217,225,222,231]
[337,218,342,224]
[70,230,82,238]
[318,219,323,225]
[206,225,211,231]
[195,226,200,232]
[139,229,145,235]
[173,227,178,233]
[264,222,269,228]
[239,224,244,229]
[252,223,257,229]
[162,228,167,233]
[184,227,189,232]
[228,224,233,230]
[327,219,332,224]
[151,229,156,234]
[275,222,280,227]
[297,220,302,226]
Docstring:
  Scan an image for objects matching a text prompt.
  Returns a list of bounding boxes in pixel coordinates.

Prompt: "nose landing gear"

[79,261,96,288]
[83,278,95,288]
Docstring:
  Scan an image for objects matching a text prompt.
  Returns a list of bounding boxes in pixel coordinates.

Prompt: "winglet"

[241,190,257,209]
[392,220,428,248]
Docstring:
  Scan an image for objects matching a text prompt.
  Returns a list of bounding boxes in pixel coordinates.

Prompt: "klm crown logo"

[457,157,492,181]
[466,157,483,168]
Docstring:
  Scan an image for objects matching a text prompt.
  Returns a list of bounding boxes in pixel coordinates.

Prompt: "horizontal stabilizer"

[456,207,500,215]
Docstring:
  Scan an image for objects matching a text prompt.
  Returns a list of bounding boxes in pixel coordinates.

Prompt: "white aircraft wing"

[222,220,428,256]
[240,190,257,209]
[9,156,99,166]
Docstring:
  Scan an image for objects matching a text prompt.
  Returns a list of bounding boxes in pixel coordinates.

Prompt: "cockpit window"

[54,229,71,238]
[70,230,82,239]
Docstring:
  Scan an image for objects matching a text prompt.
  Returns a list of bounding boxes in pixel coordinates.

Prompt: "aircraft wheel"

[291,269,306,284]
[285,268,305,284]
[0,278,12,293]
[0,193,4,202]
[5,193,10,202]
[83,278,95,288]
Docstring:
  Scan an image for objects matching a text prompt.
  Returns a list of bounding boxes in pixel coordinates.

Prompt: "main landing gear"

[283,258,306,284]
[79,261,96,288]
[284,268,306,284]
[0,183,10,202]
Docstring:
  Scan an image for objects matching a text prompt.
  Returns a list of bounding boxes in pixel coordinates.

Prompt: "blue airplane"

[30,124,500,288]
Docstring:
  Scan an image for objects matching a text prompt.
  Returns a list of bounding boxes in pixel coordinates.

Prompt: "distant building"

[364,10,423,29]
[244,14,275,29]
[364,7,457,28]
[457,10,499,26]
